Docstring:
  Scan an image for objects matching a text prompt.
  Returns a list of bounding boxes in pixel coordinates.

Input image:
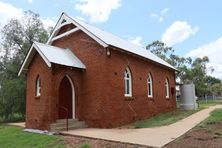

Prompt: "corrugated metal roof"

[34,42,86,69]
[66,14,176,70]
[18,42,85,76]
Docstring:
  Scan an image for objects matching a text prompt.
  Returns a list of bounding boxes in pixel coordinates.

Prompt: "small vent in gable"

[61,19,67,24]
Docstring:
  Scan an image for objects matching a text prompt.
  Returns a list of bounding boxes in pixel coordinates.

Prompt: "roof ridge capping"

[34,41,67,50]
[48,13,177,71]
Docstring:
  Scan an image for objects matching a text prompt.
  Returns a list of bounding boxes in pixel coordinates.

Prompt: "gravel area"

[62,135,151,148]
[164,122,222,148]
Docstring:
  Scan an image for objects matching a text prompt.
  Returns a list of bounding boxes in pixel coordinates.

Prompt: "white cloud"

[27,0,33,3]
[0,1,55,29]
[149,8,169,22]
[75,0,121,23]
[129,36,143,47]
[159,17,163,22]
[41,17,57,29]
[161,8,169,15]
[76,16,86,21]
[0,1,23,26]
[162,21,199,46]
[0,44,4,57]
[0,2,22,56]
[150,13,158,18]
[186,37,222,79]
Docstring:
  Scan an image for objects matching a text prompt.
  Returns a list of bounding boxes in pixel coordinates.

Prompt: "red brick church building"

[18,13,177,131]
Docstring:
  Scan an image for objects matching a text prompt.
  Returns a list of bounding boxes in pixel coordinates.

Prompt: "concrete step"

[52,122,87,131]
[50,119,87,132]
[51,121,86,128]
[56,119,78,123]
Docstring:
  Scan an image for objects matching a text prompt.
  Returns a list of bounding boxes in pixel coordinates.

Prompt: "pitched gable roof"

[18,42,86,76]
[47,13,177,71]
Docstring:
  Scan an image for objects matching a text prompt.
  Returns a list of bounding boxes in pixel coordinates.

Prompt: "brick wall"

[26,54,53,130]
[99,48,176,127]
[26,30,176,130]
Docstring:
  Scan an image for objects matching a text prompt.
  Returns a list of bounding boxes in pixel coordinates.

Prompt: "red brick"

[25,30,176,130]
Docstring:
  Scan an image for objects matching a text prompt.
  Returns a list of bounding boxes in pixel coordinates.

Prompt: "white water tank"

[180,83,198,110]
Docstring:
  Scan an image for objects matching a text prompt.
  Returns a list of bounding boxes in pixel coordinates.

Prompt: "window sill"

[124,95,134,101]
[35,96,41,99]
[148,97,154,101]
[125,98,134,101]
[124,94,132,97]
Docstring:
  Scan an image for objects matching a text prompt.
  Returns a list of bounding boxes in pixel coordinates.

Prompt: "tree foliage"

[146,40,192,69]
[146,40,222,98]
[146,40,174,61]
[210,83,222,96]
[0,10,50,119]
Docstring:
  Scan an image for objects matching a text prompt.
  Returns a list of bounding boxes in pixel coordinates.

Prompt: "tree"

[146,40,174,61]
[146,40,192,69]
[146,40,193,84]
[146,40,221,98]
[0,10,51,120]
[181,57,211,97]
[206,76,221,86]
[210,83,222,97]
[1,10,49,61]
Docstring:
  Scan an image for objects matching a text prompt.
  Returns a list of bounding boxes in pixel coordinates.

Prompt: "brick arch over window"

[147,73,153,98]
[124,67,132,97]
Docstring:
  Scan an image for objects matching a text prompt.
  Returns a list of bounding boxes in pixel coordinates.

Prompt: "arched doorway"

[58,75,75,119]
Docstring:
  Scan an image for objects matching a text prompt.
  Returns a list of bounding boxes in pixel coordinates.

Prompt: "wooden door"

[58,76,73,119]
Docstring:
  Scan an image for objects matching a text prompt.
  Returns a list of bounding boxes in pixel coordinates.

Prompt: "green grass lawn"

[0,125,65,148]
[132,99,222,128]
[133,109,197,128]
[197,99,222,109]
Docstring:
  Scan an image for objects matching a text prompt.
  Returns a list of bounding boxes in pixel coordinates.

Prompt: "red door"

[58,76,73,119]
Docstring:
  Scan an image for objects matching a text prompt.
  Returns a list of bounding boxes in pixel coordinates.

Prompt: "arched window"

[124,67,132,96]
[147,73,153,97]
[36,76,41,96]
[165,78,170,98]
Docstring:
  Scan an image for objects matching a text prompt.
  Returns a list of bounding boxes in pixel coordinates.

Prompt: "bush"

[0,113,25,123]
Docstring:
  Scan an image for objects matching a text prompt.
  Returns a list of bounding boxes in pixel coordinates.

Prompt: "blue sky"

[0,0,222,78]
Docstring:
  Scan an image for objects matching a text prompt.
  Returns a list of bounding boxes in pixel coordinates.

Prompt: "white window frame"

[165,79,170,98]
[147,73,153,98]
[124,67,132,97]
[36,76,41,97]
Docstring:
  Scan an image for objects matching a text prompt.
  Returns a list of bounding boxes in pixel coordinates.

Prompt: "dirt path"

[63,135,150,148]
[7,122,25,128]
